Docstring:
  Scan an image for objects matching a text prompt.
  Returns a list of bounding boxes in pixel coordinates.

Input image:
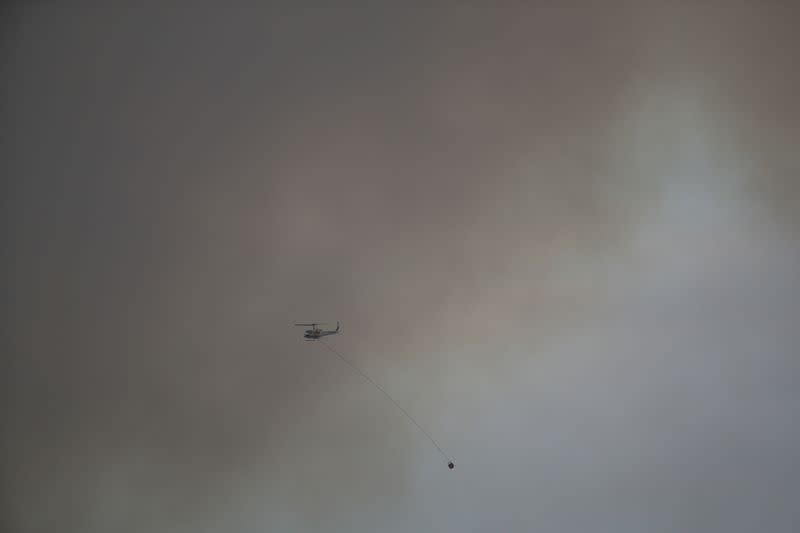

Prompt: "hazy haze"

[4,4,799,532]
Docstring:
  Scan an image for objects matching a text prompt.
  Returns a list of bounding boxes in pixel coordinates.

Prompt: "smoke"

[4,3,798,532]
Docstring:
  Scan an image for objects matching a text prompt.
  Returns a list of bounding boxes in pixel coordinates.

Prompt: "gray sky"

[4,3,799,533]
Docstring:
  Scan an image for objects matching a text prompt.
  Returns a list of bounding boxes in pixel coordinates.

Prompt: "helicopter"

[295,321,340,340]
[292,319,454,470]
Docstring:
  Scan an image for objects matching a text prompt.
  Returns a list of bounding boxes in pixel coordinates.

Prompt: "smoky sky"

[3,3,799,533]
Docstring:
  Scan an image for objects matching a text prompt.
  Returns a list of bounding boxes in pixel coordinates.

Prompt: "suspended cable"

[318,339,454,469]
